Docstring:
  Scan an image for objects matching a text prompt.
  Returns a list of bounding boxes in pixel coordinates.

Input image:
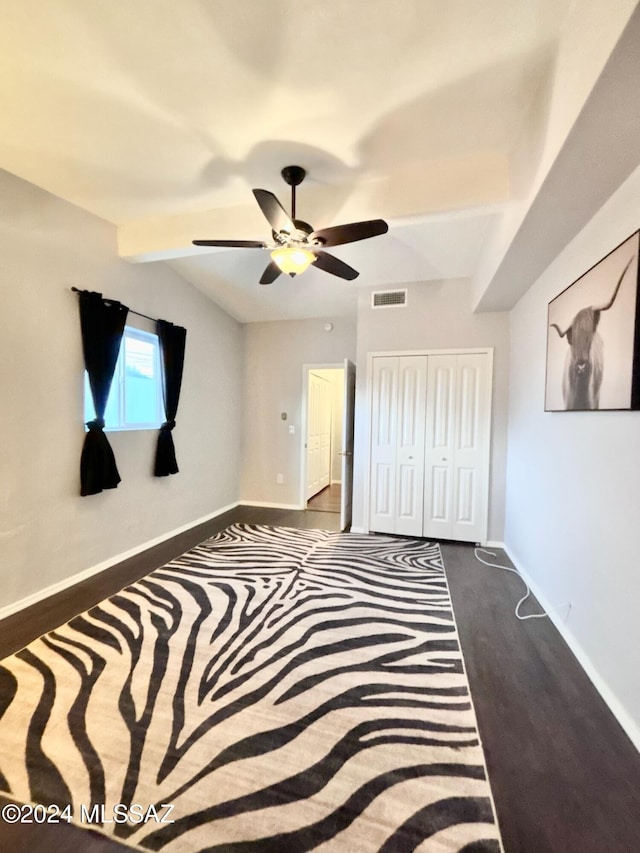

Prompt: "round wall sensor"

[324,322,333,332]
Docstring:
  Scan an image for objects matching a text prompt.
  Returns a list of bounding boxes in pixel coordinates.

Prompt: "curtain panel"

[155,319,187,476]
[78,291,129,495]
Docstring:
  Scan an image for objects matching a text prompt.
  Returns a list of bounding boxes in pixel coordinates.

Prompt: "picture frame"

[545,230,640,412]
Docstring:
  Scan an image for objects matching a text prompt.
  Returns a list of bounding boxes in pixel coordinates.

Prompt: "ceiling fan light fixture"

[270,246,316,276]
[194,167,387,284]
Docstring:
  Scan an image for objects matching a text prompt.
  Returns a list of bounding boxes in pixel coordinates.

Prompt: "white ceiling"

[0,0,582,321]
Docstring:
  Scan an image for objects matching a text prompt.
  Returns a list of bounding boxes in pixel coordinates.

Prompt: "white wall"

[506,162,640,747]
[0,169,243,612]
[351,279,510,540]
[472,0,639,310]
[241,319,356,506]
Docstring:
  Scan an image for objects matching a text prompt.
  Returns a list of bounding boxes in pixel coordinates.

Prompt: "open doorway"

[306,367,344,514]
[300,360,355,530]
[307,483,342,512]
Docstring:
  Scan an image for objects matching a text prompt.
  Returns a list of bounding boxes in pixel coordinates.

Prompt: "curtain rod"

[70,287,158,324]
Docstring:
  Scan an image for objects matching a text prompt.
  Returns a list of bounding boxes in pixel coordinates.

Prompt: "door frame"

[340,358,356,531]
[364,347,494,544]
[299,363,344,510]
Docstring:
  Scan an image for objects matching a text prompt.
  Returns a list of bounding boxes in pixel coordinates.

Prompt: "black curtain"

[78,291,129,496]
[155,319,187,476]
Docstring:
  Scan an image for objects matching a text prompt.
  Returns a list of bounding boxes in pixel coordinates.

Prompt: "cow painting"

[550,259,632,410]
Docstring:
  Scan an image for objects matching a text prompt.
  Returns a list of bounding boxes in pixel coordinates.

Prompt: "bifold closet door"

[395,356,427,536]
[423,353,489,543]
[369,356,427,536]
[423,355,456,539]
[369,358,397,533]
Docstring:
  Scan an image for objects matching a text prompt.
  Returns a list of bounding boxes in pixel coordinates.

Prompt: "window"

[84,326,163,430]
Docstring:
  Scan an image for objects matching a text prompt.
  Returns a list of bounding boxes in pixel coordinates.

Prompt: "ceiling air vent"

[372,289,407,308]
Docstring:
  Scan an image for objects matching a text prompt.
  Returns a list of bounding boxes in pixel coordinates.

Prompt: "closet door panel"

[452,354,488,542]
[369,358,398,534]
[423,356,456,539]
[455,467,475,522]
[395,356,427,536]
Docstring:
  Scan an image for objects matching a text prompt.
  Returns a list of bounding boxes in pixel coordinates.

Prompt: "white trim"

[369,347,494,358]
[349,526,366,534]
[0,501,240,623]
[84,325,164,432]
[330,479,343,485]
[485,540,505,549]
[239,501,305,510]
[503,544,640,754]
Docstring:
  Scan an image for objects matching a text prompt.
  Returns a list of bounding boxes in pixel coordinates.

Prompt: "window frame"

[84,325,164,432]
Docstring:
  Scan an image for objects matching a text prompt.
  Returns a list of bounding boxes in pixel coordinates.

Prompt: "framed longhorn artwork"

[545,230,640,412]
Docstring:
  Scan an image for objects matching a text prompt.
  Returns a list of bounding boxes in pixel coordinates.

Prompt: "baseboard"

[239,501,305,511]
[330,479,343,485]
[485,540,505,549]
[349,526,366,534]
[503,543,640,754]
[0,501,240,623]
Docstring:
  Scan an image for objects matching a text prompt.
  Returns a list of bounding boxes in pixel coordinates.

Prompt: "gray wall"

[506,161,640,746]
[0,169,243,612]
[241,318,356,506]
[351,279,510,540]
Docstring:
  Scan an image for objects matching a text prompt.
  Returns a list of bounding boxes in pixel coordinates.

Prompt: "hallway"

[307,483,341,513]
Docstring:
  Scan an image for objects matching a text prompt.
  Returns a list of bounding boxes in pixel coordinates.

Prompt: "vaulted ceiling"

[1,0,638,321]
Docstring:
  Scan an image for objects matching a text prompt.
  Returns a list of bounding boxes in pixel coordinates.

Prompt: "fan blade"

[192,239,266,248]
[313,250,359,280]
[310,219,388,248]
[252,189,295,234]
[259,260,282,285]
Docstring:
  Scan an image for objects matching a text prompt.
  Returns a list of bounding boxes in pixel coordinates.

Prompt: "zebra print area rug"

[0,525,502,851]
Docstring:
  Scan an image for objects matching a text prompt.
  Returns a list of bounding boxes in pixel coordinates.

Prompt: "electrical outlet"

[288,424,295,435]
[276,473,284,484]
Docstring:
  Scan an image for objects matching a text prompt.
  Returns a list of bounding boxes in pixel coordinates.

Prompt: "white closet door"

[369,351,492,543]
[369,357,398,534]
[423,352,490,542]
[451,353,488,543]
[370,356,427,537]
[395,356,427,536]
[423,355,457,539]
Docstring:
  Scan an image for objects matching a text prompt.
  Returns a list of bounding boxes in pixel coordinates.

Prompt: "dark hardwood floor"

[0,506,638,852]
[441,542,640,853]
[307,483,342,513]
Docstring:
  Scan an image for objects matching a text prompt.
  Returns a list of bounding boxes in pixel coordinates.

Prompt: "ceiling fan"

[193,165,388,284]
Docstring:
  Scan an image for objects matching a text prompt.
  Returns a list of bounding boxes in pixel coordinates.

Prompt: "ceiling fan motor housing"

[272,219,315,244]
[281,165,306,187]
